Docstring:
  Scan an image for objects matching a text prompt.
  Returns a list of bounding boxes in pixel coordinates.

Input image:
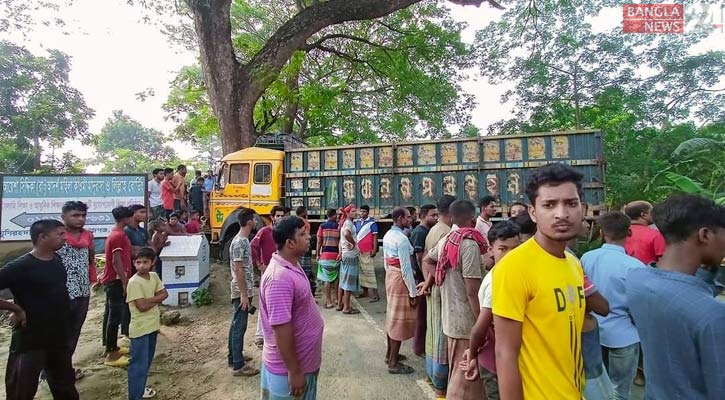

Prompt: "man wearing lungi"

[383,207,417,375]
[316,209,341,309]
[419,195,456,398]
[427,200,487,400]
[355,205,380,302]
[338,204,360,314]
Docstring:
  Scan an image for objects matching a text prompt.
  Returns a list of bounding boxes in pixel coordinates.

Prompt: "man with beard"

[493,163,587,400]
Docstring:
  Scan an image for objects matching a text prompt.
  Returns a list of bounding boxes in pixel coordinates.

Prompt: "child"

[126,247,168,400]
[461,220,522,399]
[179,210,189,225]
[166,213,187,236]
[185,210,202,234]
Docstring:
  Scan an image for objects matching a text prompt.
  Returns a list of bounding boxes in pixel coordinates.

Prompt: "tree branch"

[305,33,396,52]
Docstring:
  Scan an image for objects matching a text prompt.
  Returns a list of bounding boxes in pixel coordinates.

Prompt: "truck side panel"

[285,130,605,217]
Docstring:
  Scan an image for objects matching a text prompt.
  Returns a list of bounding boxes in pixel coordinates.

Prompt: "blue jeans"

[603,343,640,400]
[128,331,158,400]
[228,297,250,370]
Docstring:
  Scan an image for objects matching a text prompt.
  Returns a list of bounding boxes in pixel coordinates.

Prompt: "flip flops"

[143,387,157,399]
[369,296,380,303]
[342,308,360,315]
[388,363,414,375]
[323,303,335,309]
[384,354,407,364]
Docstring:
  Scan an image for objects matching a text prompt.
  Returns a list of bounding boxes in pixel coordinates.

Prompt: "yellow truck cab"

[209,146,285,253]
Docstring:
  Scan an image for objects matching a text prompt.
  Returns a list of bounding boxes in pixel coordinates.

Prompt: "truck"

[208,129,605,257]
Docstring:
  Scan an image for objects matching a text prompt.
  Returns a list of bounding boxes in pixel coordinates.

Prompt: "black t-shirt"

[0,253,71,352]
[409,224,430,276]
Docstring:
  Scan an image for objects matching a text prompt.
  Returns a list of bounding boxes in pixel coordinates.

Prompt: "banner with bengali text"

[1,175,147,241]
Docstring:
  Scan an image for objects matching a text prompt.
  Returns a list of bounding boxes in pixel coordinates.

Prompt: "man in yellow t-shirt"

[492,163,586,400]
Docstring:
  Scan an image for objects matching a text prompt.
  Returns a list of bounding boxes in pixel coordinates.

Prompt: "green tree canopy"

[0,40,94,172]
[163,0,478,147]
[95,110,179,173]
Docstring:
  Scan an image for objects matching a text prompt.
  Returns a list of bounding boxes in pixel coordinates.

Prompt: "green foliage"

[191,287,213,307]
[478,1,724,132]
[478,2,724,207]
[163,0,477,146]
[95,110,180,173]
[0,40,94,172]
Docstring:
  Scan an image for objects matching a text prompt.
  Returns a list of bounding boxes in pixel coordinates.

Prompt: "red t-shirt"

[160,180,175,210]
[625,224,666,265]
[102,227,132,284]
[186,219,201,234]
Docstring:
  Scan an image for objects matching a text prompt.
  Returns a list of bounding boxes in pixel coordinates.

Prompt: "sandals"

[336,305,344,312]
[323,303,334,309]
[103,355,129,368]
[342,308,360,315]
[388,362,414,375]
[143,387,157,399]
[384,354,407,364]
[232,365,260,377]
[74,368,85,380]
[370,296,380,303]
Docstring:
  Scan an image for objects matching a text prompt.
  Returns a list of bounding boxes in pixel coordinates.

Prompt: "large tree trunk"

[188,0,245,155]
[189,0,484,155]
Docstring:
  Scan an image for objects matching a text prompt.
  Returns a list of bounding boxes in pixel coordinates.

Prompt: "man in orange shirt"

[160,168,175,218]
[623,201,666,265]
[172,165,188,212]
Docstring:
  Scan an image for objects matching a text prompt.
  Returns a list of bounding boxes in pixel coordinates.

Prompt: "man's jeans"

[603,343,640,400]
[103,280,125,352]
[228,298,250,370]
[127,331,158,400]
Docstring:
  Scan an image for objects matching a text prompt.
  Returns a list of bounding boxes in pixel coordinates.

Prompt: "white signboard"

[1,175,146,241]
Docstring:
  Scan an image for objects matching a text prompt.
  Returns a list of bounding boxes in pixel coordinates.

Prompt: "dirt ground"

[0,258,435,400]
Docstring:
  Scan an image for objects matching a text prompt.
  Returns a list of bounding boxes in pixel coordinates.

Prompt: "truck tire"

[220,237,232,262]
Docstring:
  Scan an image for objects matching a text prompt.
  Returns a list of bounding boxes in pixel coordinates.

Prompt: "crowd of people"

[0,166,214,400]
[0,162,723,400]
[226,162,724,400]
[146,165,216,227]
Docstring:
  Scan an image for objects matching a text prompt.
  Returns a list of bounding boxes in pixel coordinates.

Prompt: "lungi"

[426,285,448,390]
[385,265,416,341]
[448,337,486,400]
[317,259,339,283]
[339,256,360,292]
[358,252,378,289]
[260,364,318,400]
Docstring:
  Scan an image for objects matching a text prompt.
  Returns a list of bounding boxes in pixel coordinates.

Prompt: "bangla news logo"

[623,3,725,34]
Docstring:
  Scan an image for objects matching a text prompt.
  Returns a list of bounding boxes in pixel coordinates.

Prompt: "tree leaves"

[0,40,94,171]
[163,0,477,147]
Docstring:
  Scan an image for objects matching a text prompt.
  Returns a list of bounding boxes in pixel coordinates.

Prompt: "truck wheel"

[220,238,231,262]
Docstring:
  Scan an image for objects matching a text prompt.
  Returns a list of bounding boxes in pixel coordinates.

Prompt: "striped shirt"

[260,253,324,375]
[316,220,340,261]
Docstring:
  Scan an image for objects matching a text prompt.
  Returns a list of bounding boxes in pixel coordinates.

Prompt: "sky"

[2,1,722,170]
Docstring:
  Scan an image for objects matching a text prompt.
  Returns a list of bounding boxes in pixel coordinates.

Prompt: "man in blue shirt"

[626,194,725,400]
[582,211,645,400]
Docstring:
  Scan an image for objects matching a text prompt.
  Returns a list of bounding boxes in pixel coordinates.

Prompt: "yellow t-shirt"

[492,238,585,399]
[126,272,165,339]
